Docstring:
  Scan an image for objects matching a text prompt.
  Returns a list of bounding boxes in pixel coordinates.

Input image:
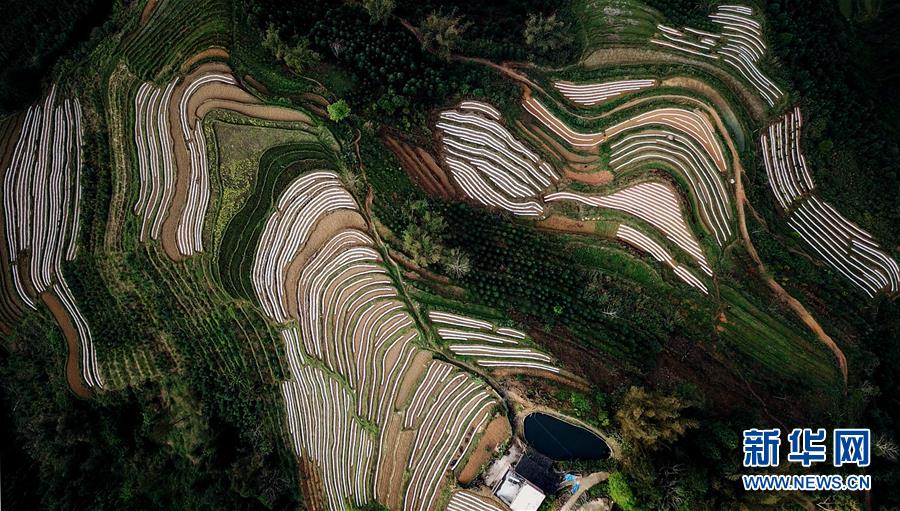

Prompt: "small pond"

[523,412,610,461]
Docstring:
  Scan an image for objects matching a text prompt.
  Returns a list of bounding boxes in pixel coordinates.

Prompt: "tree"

[262,24,319,75]
[420,11,468,59]
[608,472,638,511]
[523,13,572,57]
[327,100,351,122]
[282,40,320,75]
[362,0,395,24]
[444,247,470,278]
[262,24,286,60]
[616,386,698,452]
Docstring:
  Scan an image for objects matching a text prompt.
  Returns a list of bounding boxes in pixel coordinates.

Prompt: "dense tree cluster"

[0,0,112,113]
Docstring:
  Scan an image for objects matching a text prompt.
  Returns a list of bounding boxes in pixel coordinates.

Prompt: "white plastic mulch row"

[760,106,814,209]
[1,86,102,387]
[650,5,783,106]
[610,130,733,245]
[546,182,713,275]
[175,73,235,256]
[554,79,656,106]
[459,100,501,120]
[281,350,375,510]
[789,197,899,297]
[437,105,558,216]
[430,309,560,373]
[260,177,502,511]
[605,108,727,171]
[616,224,708,293]
[522,96,604,147]
[133,79,177,241]
[402,372,497,511]
[447,490,506,511]
[251,171,357,322]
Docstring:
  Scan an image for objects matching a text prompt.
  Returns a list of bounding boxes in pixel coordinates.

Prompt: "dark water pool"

[523,412,610,460]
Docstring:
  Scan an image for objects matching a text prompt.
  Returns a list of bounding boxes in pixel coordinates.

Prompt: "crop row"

[554,79,656,106]
[437,104,556,217]
[545,181,712,275]
[402,366,496,511]
[251,171,357,322]
[175,73,237,256]
[447,490,505,511]
[759,107,814,209]
[2,87,101,387]
[610,129,733,245]
[616,224,708,293]
[133,80,178,241]
[259,172,501,510]
[761,108,898,297]
[429,310,561,374]
[282,356,375,510]
[650,5,783,106]
[523,97,728,172]
[788,197,899,297]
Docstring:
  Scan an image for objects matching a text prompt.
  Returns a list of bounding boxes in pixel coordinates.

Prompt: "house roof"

[509,483,545,511]
[514,451,559,494]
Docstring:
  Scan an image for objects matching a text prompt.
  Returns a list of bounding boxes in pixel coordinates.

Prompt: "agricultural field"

[0,0,898,510]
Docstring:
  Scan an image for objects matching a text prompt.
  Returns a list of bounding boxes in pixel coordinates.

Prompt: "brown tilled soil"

[41,292,92,399]
[297,456,327,511]
[536,215,598,235]
[186,83,259,126]
[394,351,432,412]
[581,47,766,121]
[160,61,240,259]
[457,415,511,484]
[179,47,230,74]
[196,99,312,124]
[603,108,727,171]
[451,490,507,510]
[284,213,368,319]
[376,413,404,501]
[492,367,591,391]
[564,169,614,186]
[300,92,330,107]
[661,76,745,145]
[383,427,416,510]
[383,135,456,198]
[0,115,24,329]
[242,75,269,94]
[140,0,159,25]
[516,119,599,163]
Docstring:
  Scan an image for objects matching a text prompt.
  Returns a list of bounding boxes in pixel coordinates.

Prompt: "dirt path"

[41,292,92,399]
[560,471,609,511]
[397,18,551,97]
[732,158,848,384]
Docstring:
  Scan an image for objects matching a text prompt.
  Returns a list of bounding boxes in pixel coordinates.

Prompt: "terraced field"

[437,87,730,293]
[253,171,507,510]
[761,108,899,297]
[3,0,897,509]
[430,310,563,375]
[1,86,102,390]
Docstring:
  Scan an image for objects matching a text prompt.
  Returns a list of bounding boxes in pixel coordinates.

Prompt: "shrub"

[327,99,351,122]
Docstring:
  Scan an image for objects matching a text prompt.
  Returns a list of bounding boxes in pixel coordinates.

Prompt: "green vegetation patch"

[217,142,339,300]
